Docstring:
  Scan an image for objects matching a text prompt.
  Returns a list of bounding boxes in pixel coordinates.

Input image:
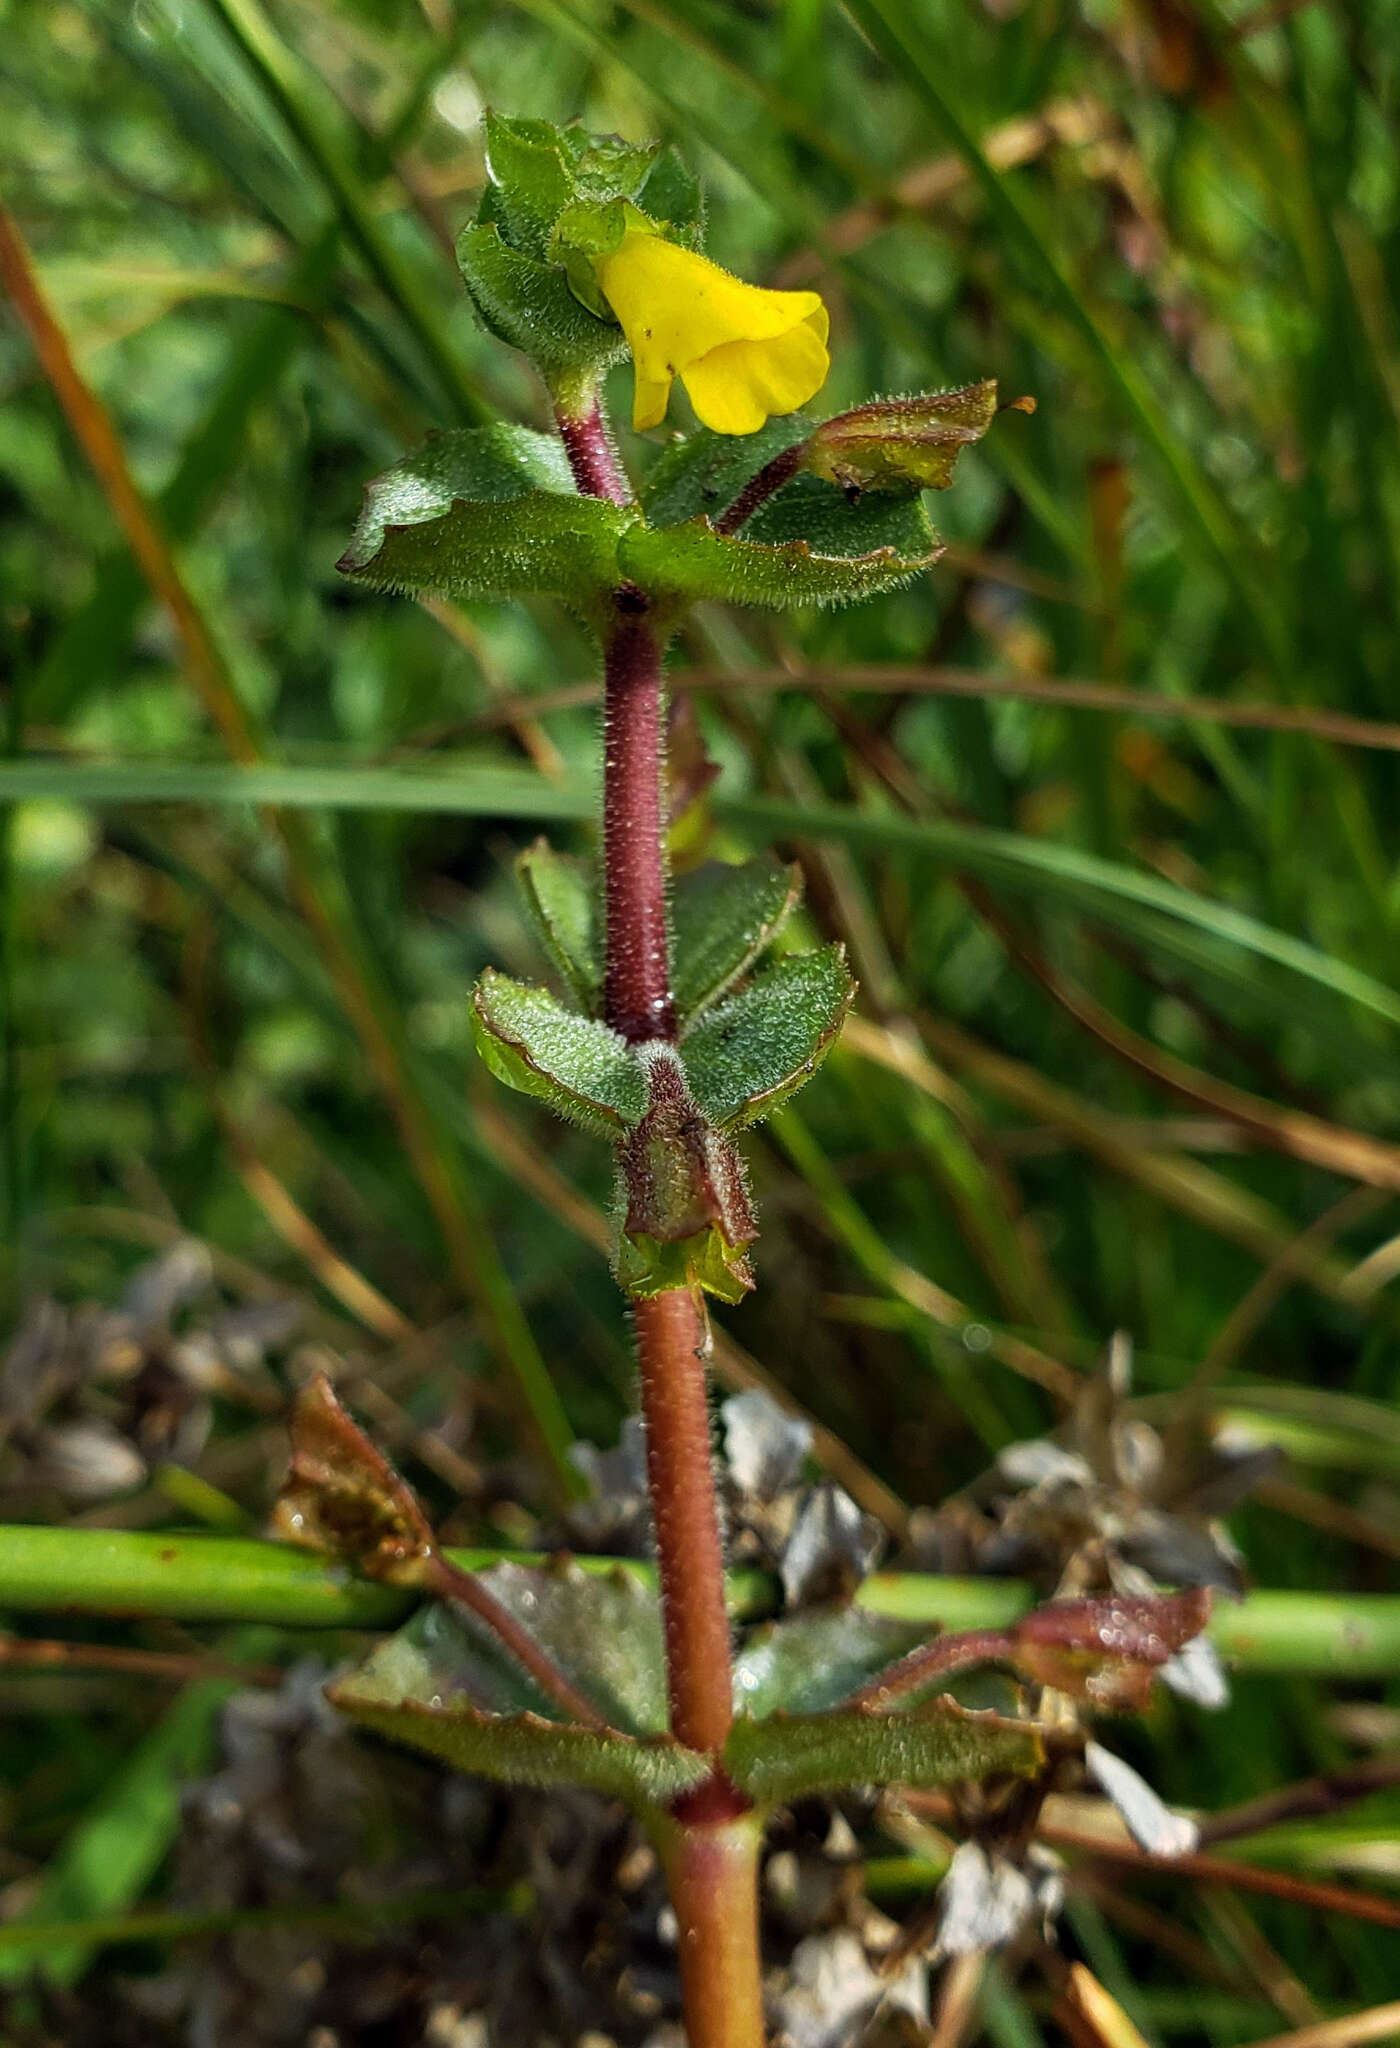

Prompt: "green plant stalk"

[3,1528,1399,1678]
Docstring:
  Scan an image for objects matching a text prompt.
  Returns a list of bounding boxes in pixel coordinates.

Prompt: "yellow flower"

[595,231,830,436]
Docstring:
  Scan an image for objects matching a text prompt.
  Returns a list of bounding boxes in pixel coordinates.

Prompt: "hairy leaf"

[477,1560,670,1733]
[480,111,576,262]
[332,1694,707,1806]
[723,1699,1043,1807]
[633,144,705,242]
[457,219,627,381]
[804,381,1005,494]
[742,472,937,557]
[517,840,602,1012]
[733,1606,928,1717]
[338,427,628,608]
[575,133,666,204]
[470,972,646,1134]
[337,1559,669,1733]
[683,946,856,1128]
[341,1591,557,1722]
[672,857,803,1020]
[641,415,812,529]
[621,498,937,610]
[330,1558,693,1801]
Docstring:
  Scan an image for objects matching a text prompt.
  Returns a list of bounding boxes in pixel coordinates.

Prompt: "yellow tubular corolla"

[595,232,830,436]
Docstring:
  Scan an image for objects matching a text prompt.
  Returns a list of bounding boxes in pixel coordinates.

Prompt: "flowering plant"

[314,115,1209,2047]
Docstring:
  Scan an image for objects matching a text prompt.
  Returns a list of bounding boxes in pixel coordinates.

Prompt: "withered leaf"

[272,1374,435,1588]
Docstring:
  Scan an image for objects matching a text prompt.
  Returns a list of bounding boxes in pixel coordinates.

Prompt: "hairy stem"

[597,599,734,1748]
[842,1627,1015,1710]
[555,393,632,505]
[634,1289,735,1754]
[577,386,754,2038]
[654,1809,766,2048]
[602,605,676,1044]
[714,441,804,534]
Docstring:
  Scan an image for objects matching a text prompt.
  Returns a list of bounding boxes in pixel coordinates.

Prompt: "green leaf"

[457,220,626,383]
[620,490,937,610]
[470,970,646,1134]
[641,416,812,529]
[634,144,705,243]
[723,1700,1043,1808]
[574,134,665,203]
[683,946,856,1129]
[333,1696,707,1807]
[733,1607,929,1717]
[517,840,602,1012]
[343,425,576,540]
[340,1588,556,1722]
[672,856,803,1021]
[741,471,937,555]
[335,1560,669,1731]
[480,111,575,261]
[331,1563,701,1806]
[480,1560,671,1732]
[338,427,629,608]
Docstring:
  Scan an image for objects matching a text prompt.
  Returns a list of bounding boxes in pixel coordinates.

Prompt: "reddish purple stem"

[603,604,676,1043]
[560,379,755,2043]
[844,1628,1017,1711]
[714,440,804,535]
[424,1553,607,1730]
[556,398,631,505]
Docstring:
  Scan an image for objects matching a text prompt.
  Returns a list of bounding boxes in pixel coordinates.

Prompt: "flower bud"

[615,1047,756,1302]
[804,381,1030,495]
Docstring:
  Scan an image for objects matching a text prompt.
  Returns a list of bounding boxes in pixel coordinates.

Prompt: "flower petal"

[596,232,829,434]
[631,367,673,433]
[681,315,830,436]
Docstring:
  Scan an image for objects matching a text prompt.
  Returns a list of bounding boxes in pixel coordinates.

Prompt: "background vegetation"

[1,0,1399,2038]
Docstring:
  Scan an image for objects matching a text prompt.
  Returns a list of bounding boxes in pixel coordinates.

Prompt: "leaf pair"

[520,842,802,1023]
[270,1384,1218,1829]
[338,424,944,618]
[472,847,854,1299]
[330,1572,1043,1815]
[472,947,852,1135]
